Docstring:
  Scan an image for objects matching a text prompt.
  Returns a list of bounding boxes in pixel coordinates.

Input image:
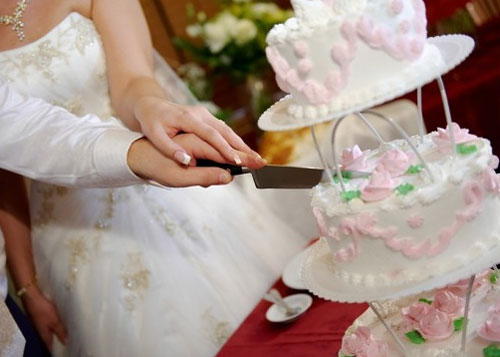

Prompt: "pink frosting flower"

[407,214,424,229]
[432,123,477,152]
[417,309,454,341]
[482,167,500,193]
[361,169,399,202]
[432,290,465,318]
[488,300,500,315]
[375,149,411,177]
[401,302,433,332]
[341,145,370,172]
[491,155,500,170]
[341,326,388,357]
[444,270,491,297]
[478,315,500,342]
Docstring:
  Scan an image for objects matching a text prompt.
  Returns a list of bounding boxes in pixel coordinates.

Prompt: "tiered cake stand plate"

[301,238,500,303]
[259,35,475,132]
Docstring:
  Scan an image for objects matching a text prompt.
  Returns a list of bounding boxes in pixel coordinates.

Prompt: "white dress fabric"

[0,13,309,356]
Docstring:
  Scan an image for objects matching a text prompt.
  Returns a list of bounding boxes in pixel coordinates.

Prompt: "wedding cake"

[310,124,500,301]
[258,0,473,131]
[339,270,500,357]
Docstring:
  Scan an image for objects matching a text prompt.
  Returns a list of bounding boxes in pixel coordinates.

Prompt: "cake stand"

[302,47,496,356]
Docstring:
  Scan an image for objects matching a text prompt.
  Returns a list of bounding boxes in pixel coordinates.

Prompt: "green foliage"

[491,272,499,284]
[483,344,500,357]
[341,190,362,202]
[418,298,433,305]
[453,317,465,332]
[396,183,415,196]
[406,164,424,175]
[457,143,478,155]
[405,330,426,344]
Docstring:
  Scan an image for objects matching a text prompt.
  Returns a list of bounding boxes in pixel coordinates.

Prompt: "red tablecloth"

[218,278,368,356]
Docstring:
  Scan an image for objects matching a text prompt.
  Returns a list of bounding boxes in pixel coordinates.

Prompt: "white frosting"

[311,131,500,289]
[265,0,442,120]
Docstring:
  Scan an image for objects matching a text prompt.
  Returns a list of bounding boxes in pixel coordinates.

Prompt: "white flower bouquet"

[174,0,292,81]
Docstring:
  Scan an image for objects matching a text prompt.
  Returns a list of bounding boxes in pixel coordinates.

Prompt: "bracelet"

[16,275,38,298]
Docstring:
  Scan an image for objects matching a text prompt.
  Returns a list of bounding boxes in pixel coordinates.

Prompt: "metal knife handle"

[196,159,248,176]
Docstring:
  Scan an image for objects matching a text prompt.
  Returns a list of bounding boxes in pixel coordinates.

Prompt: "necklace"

[0,0,30,41]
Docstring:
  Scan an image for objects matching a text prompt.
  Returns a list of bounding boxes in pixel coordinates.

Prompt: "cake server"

[196,160,323,189]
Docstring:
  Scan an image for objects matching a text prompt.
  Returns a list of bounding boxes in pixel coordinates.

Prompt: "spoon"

[263,289,301,316]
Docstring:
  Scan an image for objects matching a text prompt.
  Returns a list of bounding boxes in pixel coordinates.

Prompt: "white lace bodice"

[0,12,114,119]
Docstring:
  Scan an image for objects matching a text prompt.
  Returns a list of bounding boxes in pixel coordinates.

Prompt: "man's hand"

[127,134,265,188]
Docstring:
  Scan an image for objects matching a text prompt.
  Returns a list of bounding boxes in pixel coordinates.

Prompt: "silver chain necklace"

[0,0,30,41]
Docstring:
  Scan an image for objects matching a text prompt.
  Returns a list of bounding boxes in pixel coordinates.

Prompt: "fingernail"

[234,154,242,165]
[174,151,192,166]
[219,172,231,184]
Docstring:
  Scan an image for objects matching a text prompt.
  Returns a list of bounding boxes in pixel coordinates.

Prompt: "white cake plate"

[301,238,500,303]
[258,35,474,132]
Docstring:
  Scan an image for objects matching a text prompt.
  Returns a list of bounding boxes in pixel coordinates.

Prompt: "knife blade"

[196,160,324,189]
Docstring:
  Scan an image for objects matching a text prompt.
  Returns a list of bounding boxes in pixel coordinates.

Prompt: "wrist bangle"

[16,276,38,298]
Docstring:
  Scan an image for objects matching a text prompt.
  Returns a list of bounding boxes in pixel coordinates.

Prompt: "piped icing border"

[266,0,427,105]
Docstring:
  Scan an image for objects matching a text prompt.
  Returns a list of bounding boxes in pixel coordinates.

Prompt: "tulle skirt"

[30,179,308,356]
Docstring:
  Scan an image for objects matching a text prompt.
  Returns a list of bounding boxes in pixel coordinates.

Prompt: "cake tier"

[339,273,500,357]
[266,0,444,120]
[311,126,500,289]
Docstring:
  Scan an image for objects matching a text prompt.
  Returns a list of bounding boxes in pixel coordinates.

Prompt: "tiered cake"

[258,0,472,131]
[258,0,500,356]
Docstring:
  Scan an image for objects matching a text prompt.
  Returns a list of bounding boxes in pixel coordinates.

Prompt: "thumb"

[171,167,233,188]
[147,127,192,166]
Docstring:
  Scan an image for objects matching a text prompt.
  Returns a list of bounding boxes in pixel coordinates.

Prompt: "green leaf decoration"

[418,298,433,305]
[407,164,424,174]
[341,190,362,202]
[405,330,426,344]
[397,183,415,196]
[490,273,499,284]
[333,171,357,184]
[483,344,500,357]
[454,317,465,331]
[339,353,355,357]
[457,143,478,155]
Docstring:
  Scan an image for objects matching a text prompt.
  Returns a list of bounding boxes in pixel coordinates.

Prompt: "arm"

[0,81,261,188]
[0,170,67,350]
[92,0,263,165]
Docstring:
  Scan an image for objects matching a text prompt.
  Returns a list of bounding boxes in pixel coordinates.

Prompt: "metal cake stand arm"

[461,274,476,353]
[368,302,409,357]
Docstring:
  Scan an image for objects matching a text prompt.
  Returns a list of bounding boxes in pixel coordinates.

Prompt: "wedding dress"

[0,13,309,356]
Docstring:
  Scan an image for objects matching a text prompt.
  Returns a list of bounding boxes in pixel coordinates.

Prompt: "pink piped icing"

[491,155,499,169]
[298,59,313,75]
[482,167,500,193]
[444,269,491,297]
[361,169,399,202]
[341,326,388,357]
[417,308,454,341]
[407,214,424,229]
[432,290,465,318]
[376,149,411,177]
[478,315,500,342]
[265,0,427,105]
[432,123,478,152]
[341,145,370,172]
[391,0,404,15]
[293,40,309,58]
[401,302,433,332]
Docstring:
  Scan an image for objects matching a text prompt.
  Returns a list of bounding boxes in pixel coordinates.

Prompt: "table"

[218,278,368,356]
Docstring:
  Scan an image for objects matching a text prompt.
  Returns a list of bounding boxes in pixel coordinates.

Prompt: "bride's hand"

[134,96,264,166]
[128,134,263,188]
[22,288,68,351]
